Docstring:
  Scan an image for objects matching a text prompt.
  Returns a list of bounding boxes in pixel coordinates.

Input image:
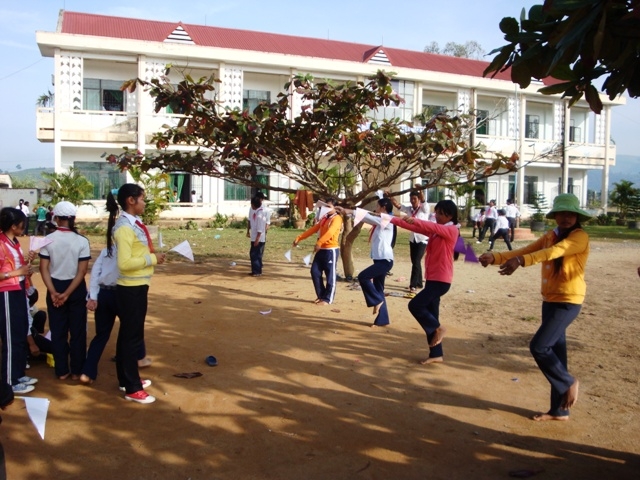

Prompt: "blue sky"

[1,0,638,171]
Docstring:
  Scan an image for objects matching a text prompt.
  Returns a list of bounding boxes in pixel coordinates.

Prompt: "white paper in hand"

[303,253,312,267]
[170,240,194,262]
[29,236,53,251]
[380,213,393,230]
[353,207,368,226]
[284,250,292,262]
[376,189,384,199]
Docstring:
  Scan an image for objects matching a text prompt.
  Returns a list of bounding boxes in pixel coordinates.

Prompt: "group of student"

[473,198,522,251]
[287,191,590,421]
[16,199,53,237]
[0,183,163,407]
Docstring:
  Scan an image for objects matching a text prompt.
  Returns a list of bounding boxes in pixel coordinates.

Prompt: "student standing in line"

[505,198,521,242]
[391,200,459,364]
[472,208,485,239]
[0,208,37,393]
[39,201,91,381]
[389,190,430,294]
[337,198,395,327]
[479,193,589,421]
[293,199,343,305]
[107,184,165,404]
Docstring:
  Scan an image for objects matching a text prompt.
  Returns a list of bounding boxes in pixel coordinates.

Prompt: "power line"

[0,59,45,82]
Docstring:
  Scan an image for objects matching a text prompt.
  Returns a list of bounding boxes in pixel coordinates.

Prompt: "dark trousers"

[530,302,581,417]
[507,217,517,242]
[116,285,148,394]
[472,221,482,238]
[478,218,495,242]
[0,288,28,385]
[408,281,451,358]
[310,248,339,304]
[250,242,265,275]
[47,278,87,378]
[409,241,427,289]
[82,289,118,381]
[34,221,46,236]
[358,259,393,326]
[489,228,513,251]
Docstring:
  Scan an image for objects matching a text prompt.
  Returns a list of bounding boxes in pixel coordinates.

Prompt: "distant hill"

[587,154,640,192]
[6,168,53,188]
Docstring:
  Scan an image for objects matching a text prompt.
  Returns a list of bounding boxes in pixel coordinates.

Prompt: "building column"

[602,106,612,211]
[562,100,571,194]
[517,94,526,206]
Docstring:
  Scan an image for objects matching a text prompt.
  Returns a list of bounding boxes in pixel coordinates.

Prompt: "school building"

[35,10,622,219]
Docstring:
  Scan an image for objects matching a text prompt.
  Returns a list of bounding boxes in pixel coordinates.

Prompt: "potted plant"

[529,192,548,232]
[287,193,307,229]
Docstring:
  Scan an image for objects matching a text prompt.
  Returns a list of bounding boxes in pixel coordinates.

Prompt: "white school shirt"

[362,213,394,261]
[505,204,520,218]
[493,216,510,233]
[485,205,498,220]
[399,202,430,243]
[39,228,91,280]
[249,207,267,243]
[88,248,120,300]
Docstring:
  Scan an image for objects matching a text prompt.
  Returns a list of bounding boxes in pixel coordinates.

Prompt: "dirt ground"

[2,237,639,480]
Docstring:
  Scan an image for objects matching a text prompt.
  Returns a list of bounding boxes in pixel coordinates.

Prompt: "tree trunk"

[340,215,363,281]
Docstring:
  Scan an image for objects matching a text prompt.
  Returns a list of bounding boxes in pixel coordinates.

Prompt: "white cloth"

[485,205,498,220]
[39,230,91,280]
[88,248,120,300]
[399,203,430,243]
[505,204,520,218]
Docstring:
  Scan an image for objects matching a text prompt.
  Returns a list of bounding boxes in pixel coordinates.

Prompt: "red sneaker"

[124,390,156,404]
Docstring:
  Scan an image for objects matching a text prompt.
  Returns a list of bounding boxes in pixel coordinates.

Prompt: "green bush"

[228,217,248,229]
[185,220,199,230]
[207,213,228,228]
[596,213,612,226]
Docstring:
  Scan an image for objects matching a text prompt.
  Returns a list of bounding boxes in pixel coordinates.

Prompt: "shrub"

[596,213,612,226]
[207,213,228,228]
[228,217,248,229]
[185,220,199,230]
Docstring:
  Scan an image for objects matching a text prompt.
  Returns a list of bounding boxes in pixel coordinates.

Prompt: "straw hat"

[546,193,591,222]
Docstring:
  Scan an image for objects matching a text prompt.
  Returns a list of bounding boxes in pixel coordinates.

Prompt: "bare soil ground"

[2,239,639,479]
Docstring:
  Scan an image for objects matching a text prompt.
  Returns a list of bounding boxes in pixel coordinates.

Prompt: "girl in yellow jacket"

[479,194,590,421]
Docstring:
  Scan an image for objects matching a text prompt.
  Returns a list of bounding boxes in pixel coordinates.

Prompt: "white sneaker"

[119,379,152,391]
[12,383,35,394]
[17,376,38,385]
[124,390,156,404]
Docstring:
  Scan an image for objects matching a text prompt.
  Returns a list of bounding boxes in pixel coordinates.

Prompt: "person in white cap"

[39,201,91,381]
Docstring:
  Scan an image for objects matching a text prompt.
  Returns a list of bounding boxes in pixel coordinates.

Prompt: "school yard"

[2,227,639,479]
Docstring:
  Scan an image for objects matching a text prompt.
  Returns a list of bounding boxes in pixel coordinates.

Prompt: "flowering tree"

[108,70,517,277]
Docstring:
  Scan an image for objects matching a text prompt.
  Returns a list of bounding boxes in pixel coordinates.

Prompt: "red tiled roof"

[60,10,530,84]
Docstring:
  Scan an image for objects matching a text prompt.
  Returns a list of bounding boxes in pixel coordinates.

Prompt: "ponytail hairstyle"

[377,197,393,214]
[55,215,79,234]
[552,221,582,275]
[434,200,460,260]
[106,184,145,256]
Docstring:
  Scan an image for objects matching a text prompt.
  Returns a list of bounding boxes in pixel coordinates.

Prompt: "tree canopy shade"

[483,0,640,113]
[108,70,517,277]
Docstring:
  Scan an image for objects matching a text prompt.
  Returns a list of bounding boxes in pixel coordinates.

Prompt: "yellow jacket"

[295,213,343,249]
[113,216,157,286]
[492,228,589,304]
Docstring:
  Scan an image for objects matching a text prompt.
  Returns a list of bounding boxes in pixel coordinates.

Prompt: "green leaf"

[538,81,576,95]
[584,84,603,114]
[510,61,532,88]
[499,17,520,35]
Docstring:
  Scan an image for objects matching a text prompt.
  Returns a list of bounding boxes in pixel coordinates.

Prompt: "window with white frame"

[524,176,539,204]
[369,80,414,122]
[525,115,540,139]
[476,109,489,135]
[83,79,126,111]
[224,166,269,201]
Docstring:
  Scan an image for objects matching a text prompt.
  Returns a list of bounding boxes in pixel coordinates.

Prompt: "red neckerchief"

[410,204,422,218]
[134,220,155,253]
[56,227,72,232]
[320,212,336,227]
[252,207,263,221]
[368,225,376,243]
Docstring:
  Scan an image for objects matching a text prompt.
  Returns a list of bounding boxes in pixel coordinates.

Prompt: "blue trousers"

[47,278,87,378]
[311,248,339,304]
[408,281,451,358]
[0,286,28,385]
[530,302,580,417]
[250,242,265,275]
[116,285,148,394]
[359,259,393,326]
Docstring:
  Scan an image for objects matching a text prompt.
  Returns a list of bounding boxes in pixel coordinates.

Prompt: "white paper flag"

[29,236,53,251]
[303,253,312,267]
[353,207,368,226]
[380,213,393,230]
[318,206,332,219]
[170,240,194,262]
[314,200,330,209]
[16,396,50,440]
[284,249,292,262]
[158,232,165,248]
[376,189,385,199]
